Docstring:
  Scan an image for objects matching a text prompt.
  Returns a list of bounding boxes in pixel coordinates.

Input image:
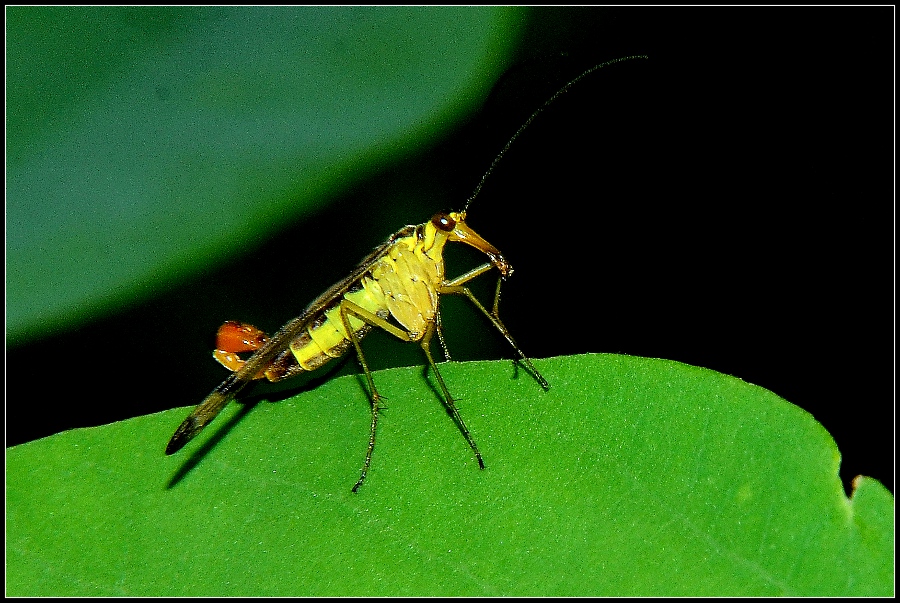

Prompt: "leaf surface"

[6,354,893,596]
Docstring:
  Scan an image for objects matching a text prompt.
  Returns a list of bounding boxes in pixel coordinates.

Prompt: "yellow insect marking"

[290,281,385,369]
[367,227,447,339]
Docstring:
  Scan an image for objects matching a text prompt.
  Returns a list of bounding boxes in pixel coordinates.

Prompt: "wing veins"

[166,229,408,454]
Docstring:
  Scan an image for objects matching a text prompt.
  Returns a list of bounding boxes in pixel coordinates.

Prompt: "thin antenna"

[463,54,649,212]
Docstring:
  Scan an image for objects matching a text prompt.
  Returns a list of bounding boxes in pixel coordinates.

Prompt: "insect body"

[166,210,547,491]
[167,55,647,491]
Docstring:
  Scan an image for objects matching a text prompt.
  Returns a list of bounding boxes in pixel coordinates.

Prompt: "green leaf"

[6,6,524,343]
[6,354,892,596]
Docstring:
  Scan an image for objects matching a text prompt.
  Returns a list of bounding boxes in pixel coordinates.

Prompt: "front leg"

[439,278,550,391]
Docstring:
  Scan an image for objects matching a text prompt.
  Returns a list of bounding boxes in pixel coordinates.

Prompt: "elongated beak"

[451,218,513,278]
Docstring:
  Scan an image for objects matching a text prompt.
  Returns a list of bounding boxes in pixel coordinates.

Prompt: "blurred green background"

[6,7,892,494]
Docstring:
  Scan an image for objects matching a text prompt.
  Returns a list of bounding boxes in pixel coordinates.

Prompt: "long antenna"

[463,54,649,212]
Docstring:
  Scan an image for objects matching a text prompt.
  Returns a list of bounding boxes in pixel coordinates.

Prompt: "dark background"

[7,8,893,495]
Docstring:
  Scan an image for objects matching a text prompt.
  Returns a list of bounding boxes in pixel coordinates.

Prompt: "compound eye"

[431,212,456,232]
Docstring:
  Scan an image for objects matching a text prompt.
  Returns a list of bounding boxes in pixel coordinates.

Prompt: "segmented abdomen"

[288,276,389,371]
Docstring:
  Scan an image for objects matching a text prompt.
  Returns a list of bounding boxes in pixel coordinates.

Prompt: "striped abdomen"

[266,224,446,377]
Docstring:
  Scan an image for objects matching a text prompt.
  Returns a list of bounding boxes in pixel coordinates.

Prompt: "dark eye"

[431,212,456,231]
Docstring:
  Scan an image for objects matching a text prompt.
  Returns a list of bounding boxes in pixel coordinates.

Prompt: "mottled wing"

[165,228,413,455]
